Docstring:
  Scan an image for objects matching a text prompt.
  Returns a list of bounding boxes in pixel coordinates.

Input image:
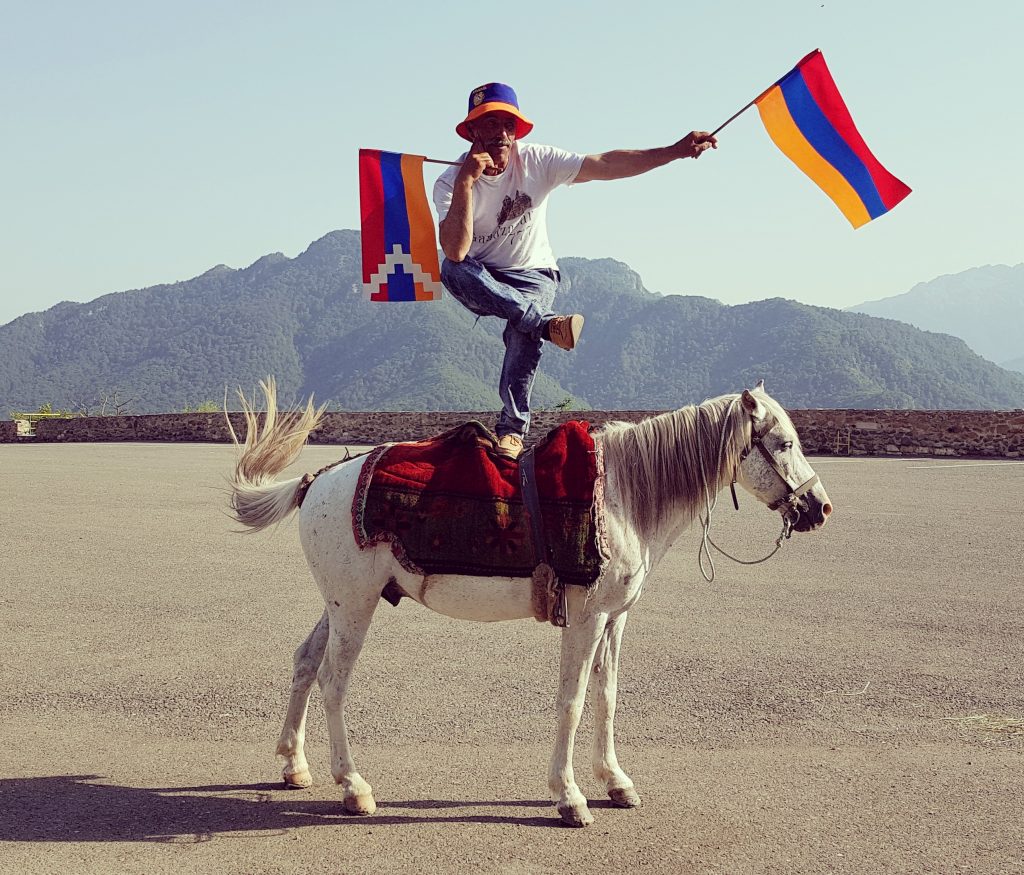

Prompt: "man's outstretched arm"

[574,131,717,183]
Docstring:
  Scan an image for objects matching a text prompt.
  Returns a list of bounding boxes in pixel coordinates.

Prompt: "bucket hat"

[455,82,533,142]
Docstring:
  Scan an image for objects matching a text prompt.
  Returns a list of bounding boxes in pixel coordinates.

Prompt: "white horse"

[228,379,831,827]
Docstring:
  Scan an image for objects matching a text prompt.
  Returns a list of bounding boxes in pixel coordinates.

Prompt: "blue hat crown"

[456,82,533,141]
[468,82,520,112]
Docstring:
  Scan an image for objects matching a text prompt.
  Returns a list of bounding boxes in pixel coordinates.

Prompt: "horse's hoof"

[557,802,594,828]
[343,793,377,816]
[283,770,313,789]
[609,787,642,808]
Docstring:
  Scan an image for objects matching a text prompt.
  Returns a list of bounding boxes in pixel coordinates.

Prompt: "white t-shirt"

[432,142,585,271]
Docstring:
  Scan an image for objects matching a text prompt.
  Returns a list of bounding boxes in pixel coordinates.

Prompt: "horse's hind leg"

[319,590,380,816]
[591,612,641,809]
[276,610,329,789]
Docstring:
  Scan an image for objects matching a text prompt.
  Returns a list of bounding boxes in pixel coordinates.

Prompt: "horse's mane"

[597,393,790,539]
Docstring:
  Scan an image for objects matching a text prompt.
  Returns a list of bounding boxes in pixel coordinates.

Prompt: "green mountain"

[544,263,1024,410]
[3,230,1024,417]
[848,263,1024,365]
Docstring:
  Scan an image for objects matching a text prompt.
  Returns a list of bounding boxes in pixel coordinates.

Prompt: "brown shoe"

[495,434,523,460]
[547,314,584,351]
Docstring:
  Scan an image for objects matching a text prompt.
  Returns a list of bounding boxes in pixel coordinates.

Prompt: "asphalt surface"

[1,443,1022,874]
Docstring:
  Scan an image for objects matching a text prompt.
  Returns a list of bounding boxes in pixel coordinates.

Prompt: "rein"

[694,399,815,583]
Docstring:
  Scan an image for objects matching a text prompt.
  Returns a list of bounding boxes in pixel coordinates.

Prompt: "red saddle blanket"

[353,420,607,585]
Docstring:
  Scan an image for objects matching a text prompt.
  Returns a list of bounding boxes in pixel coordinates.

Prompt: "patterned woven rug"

[353,420,607,585]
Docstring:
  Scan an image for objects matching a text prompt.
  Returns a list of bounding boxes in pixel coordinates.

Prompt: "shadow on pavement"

[0,776,573,841]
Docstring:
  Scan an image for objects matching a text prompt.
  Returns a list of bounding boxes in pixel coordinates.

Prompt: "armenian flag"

[359,150,443,301]
[754,50,911,228]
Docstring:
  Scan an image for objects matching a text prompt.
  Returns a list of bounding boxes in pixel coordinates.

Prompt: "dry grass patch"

[943,714,1024,736]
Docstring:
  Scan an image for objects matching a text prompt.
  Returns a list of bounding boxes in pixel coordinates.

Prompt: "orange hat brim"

[456,102,533,142]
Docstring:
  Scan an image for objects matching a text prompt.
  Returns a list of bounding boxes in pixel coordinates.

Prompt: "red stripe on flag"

[359,149,386,288]
[795,51,911,210]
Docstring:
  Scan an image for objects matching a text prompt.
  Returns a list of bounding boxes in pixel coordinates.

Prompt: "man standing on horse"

[433,82,717,460]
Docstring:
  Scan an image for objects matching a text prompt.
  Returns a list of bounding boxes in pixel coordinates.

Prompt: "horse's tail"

[227,377,326,532]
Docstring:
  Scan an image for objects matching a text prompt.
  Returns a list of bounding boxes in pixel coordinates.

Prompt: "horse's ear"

[742,389,767,420]
[755,379,765,391]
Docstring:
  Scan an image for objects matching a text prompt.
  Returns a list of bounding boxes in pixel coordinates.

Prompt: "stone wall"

[1,408,1022,457]
[791,409,1024,458]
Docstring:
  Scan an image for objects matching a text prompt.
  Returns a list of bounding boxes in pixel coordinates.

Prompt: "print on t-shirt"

[496,190,533,226]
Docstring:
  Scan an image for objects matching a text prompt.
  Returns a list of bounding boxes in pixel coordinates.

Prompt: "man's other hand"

[457,140,496,184]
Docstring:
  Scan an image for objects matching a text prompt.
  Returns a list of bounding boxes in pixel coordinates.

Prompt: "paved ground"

[1,442,1022,874]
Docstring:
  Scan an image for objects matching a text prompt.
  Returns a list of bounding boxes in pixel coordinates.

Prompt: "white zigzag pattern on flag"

[363,244,443,301]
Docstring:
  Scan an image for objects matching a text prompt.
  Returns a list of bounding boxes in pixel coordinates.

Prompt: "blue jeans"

[440,256,558,438]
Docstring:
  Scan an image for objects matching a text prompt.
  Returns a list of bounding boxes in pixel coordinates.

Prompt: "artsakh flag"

[755,50,911,228]
[359,149,443,301]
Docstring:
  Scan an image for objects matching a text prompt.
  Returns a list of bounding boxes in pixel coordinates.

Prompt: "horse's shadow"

[0,775,606,842]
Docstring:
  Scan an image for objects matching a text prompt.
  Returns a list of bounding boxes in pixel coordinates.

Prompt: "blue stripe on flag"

[780,73,887,219]
[379,151,415,301]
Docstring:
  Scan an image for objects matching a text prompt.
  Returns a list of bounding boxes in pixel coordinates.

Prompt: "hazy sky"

[2,1,1020,326]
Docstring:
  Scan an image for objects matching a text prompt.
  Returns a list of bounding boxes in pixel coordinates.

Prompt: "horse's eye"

[781,442,793,451]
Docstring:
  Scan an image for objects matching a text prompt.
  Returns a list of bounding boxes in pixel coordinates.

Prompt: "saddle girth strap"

[518,447,569,628]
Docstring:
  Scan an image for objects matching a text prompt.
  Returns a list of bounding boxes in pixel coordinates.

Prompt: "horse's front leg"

[591,611,641,808]
[276,610,329,788]
[548,598,607,827]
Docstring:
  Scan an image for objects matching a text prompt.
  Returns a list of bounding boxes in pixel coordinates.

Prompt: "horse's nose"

[800,494,832,528]
[812,498,832,528]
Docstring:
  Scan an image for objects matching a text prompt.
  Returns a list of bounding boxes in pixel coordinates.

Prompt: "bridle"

[735,414,821,515]
[696,399,820,583]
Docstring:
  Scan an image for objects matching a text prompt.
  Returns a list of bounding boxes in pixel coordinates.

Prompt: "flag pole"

[710,96,760,137]
[709,50,815,137]
[423,157,461,166]
[710,82,776,137]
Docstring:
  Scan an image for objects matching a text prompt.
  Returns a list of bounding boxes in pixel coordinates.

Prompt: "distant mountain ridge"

[848,263,1024,365]
[1002,355,1024,374]
[2,230,1023,418]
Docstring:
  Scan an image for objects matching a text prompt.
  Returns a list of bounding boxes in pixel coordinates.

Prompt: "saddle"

[352,420,608,596]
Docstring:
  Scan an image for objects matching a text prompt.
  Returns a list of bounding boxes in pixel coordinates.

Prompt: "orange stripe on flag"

[755,86,871,228]
[400,153,442,301]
